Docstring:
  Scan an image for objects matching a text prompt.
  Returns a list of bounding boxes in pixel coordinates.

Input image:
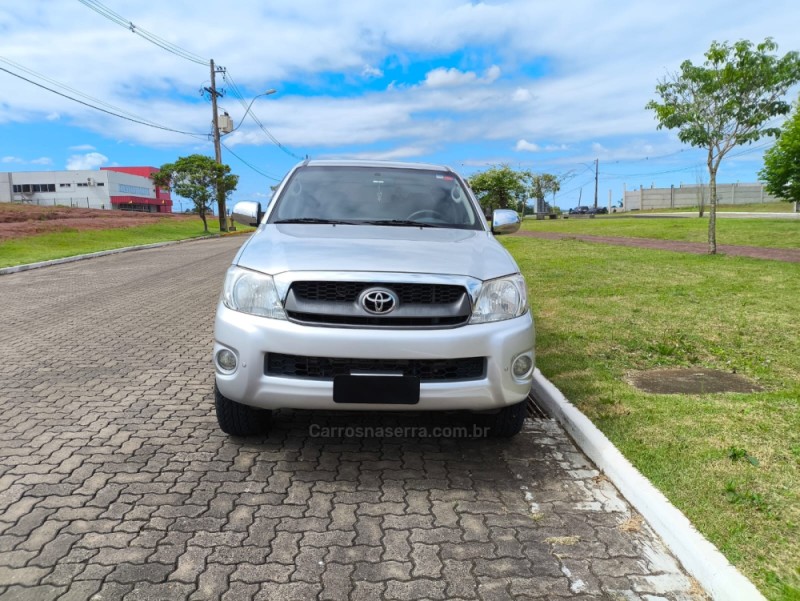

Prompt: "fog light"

[216,349,238,373]
[511,352,533,380]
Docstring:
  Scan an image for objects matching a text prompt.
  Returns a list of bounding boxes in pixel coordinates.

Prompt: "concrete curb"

[531,369,765,601]
[0,233,248,276]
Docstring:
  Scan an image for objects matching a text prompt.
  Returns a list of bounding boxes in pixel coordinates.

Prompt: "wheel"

[486,400,527,438]
[406,209,446,222]
[214,383,271,436]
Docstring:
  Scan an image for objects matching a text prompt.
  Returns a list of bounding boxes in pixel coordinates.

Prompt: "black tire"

[214,383,271,436]
[487,400,527,438]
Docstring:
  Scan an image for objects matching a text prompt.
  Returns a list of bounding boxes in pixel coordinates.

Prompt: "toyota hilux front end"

[213,160,535,437]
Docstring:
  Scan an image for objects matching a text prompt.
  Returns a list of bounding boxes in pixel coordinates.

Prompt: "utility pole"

[207,59,228,232]
[593,158,599,209]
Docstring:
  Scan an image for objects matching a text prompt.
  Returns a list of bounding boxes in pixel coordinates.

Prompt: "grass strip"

[0,219,250,268]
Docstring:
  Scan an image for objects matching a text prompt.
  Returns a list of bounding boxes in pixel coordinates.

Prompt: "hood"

[234,224,519,281]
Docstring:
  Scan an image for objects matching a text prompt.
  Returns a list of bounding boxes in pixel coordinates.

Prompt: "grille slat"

[266,353,486,382]
[285,313,466,327]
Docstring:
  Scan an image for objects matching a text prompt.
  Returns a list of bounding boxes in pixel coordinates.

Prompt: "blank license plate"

[333,375,420,405]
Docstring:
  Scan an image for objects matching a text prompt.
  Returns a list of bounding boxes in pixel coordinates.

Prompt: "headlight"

[470,274,528,324]
[222,266,286,320]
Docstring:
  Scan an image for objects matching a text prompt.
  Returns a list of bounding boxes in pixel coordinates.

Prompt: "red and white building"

[0,166,172,213]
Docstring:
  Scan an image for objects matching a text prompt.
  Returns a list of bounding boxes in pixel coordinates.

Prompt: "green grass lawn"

[0,218,251,268]
[502,235,800,600]
[522,214,800,249]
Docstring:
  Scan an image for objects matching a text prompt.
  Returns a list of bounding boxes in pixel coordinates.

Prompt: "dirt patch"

[618,514,644,533]
[514,230,800,263]
[0,204,193,241]
[628,368,763,395]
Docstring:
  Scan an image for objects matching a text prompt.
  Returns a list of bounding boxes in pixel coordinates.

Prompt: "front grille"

[285,280,471,328]
[266,353,486,382]
[291,281,464,304]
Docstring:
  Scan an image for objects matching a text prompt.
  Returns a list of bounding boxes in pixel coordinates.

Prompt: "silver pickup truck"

[213,160,534,437]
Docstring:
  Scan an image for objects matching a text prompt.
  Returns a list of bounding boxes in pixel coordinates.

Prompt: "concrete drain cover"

[628,368,762,394]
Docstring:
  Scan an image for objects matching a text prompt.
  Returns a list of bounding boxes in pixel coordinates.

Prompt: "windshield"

[268,166,483,230]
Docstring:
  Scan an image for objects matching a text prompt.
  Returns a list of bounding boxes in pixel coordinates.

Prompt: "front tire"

[214,383,271,436]
[486,400,527,438]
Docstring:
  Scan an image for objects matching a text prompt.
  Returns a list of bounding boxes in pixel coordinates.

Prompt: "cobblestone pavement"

[0,237,705,601]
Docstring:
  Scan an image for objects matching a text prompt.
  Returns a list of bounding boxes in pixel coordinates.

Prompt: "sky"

[1,1,799,211]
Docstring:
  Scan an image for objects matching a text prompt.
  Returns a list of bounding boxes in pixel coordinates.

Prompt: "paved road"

[0,237,702,601]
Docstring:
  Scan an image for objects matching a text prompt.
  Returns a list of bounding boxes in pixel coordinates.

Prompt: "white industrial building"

[0,166,173,213]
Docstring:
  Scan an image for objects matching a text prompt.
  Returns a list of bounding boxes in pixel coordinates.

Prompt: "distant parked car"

[568,206,589,215]
[586,206,608,215]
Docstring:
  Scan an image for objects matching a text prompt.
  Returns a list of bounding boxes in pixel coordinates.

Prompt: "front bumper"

[213,303,534,412]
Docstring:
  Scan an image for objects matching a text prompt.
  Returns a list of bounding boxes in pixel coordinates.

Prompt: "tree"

[152,155,239,233]
[528,173,561,215]
[760,96,800,208]
[468,165,528,215]
[646,38,800,253]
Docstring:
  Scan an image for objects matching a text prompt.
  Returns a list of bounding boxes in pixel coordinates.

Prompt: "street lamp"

[221,89,277,134]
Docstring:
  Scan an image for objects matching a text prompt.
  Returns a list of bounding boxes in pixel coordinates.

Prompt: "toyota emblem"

[360,288,398,315]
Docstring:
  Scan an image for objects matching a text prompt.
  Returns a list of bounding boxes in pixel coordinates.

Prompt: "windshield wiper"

[363,219,447,228]
[273,218,358,225]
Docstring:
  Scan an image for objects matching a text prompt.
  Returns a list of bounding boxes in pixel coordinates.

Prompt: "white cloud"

[1,155,52,165]
[424,67,478,88]
[484,65,501,83]
[333,146,428,161]
[512,88,532,102]
[422,65,501,88]
[69,144,96,151]
[45,112,60,121]
[515,139,540,152]
[66,152,108,170]
[513,140,569,153]
[361,65,383,79]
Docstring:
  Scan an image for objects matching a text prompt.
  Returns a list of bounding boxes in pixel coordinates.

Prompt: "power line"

[223,71,304,160]
[0,57,202,134]
[76,0,209,66]
[221,142,281,181]
[599,142,772,180]
[607,147,691,165]
[553,175,596,201]
[0,64,207,137]
[76,1,301,165]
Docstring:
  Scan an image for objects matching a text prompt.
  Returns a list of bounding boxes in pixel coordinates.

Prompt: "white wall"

[623,183,779,211]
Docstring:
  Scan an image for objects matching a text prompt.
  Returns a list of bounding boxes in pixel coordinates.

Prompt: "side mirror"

[491,209,521,235]
[232,201,263,227]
